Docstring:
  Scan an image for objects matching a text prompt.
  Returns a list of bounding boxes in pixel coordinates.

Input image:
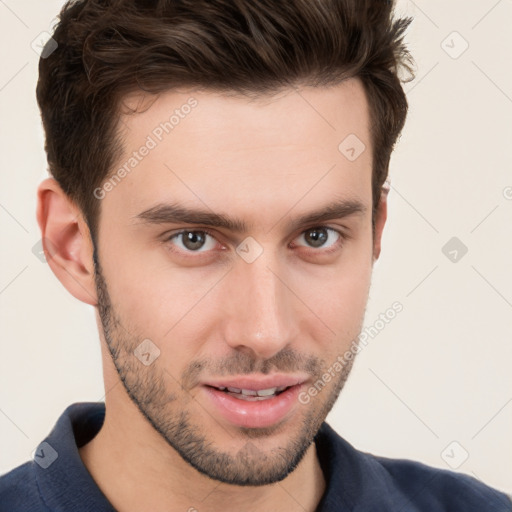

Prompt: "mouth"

[200,376,307,429]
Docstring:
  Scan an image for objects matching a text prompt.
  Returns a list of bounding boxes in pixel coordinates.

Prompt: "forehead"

[103,79,372,225]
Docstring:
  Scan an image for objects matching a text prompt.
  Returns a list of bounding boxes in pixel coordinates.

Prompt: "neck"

[79,394,326,512]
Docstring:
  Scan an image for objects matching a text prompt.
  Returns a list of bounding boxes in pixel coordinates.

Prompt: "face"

[92,79,381,485]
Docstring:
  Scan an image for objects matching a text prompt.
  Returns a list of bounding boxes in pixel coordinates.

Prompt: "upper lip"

[202,374,309,391]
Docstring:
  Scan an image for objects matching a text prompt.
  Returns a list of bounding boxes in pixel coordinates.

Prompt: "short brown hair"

[36,0,414,245]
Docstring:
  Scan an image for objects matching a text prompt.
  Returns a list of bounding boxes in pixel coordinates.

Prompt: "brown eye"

[295,227,341,250]
[181,231,206,251]
[167,230,217,252]
[304,228,329,247]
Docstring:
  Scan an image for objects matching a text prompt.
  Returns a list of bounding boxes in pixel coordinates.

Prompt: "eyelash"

[163,226,349,258]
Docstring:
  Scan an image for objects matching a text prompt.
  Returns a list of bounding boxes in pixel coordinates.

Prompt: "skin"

[37,77,387,512]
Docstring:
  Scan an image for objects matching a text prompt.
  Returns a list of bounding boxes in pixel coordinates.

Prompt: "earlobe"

[36,177,98,306]
[372,187,388,262]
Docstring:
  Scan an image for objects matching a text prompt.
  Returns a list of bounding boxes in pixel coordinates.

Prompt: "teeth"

[216,385,291,396]
[256,387,277,397]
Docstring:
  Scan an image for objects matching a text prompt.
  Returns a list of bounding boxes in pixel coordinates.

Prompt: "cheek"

[285,255,372,372]
[100,239,222,347]
[295,270,370,340]
[292,242,373,328]
[96,234,167,330]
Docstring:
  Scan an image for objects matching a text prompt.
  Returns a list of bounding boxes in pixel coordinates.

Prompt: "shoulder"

[0,460,49,511]
[371,452,512,511]
[316,423,512,511]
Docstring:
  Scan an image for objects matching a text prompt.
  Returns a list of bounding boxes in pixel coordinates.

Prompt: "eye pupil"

[183,231,206,251]
[305,228,328,247]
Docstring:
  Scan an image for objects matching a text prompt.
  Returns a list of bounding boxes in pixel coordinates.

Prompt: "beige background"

[1,0,511,494]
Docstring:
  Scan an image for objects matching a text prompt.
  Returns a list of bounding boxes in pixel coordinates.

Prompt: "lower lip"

[202,385,302,429]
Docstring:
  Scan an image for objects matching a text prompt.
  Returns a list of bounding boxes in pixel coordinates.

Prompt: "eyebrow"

[131,198,367,233]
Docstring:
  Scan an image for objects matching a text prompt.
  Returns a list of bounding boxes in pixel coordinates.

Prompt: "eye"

[166,229,219,253]
[293,227,343,252]
[163,225,346,258]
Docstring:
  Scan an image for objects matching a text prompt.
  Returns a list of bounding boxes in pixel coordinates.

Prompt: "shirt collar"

[34,402,116,511]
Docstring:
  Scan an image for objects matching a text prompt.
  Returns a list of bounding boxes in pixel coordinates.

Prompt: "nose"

[222,251,300,360]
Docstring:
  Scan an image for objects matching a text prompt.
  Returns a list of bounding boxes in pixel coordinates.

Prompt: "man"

[0,0,510,510]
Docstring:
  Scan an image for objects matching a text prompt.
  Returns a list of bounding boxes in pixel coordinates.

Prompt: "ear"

[36,177,98,306]
[372,184,388,262]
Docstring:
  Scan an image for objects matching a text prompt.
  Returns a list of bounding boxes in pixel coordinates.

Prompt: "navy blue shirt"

[1,402,510,511]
